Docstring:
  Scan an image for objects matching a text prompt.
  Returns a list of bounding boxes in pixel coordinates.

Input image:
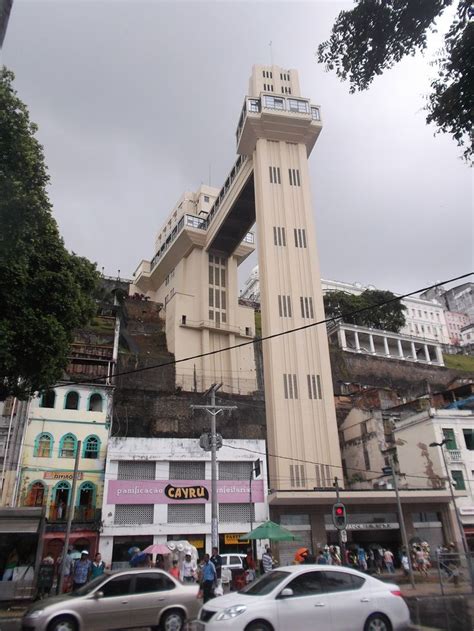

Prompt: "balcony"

[236,95,322,156]
[48,504,102,523]
[446,449,462,463]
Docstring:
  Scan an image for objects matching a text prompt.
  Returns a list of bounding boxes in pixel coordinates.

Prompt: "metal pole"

[334,477,346,566]
[58,441,81,594]
[210,389,218,551]
[389,455,415,589]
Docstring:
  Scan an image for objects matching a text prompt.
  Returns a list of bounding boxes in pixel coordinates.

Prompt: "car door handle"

[360,597,370,603]
[157,597,165,601]
[314,603,326,607]
[121,600,128,604]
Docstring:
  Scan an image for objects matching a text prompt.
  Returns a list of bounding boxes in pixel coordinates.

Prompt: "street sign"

[340,529,347,543]
[382,466,393,476]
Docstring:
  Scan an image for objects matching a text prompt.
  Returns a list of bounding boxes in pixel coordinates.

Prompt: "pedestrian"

[303,550,316,564]
[72,551,91,590]
[201,554,217,603]
[61,546,74,592]
[210,547,222,580]
[357,547,367,571]
[155,554,165,570]
[2,548,18,581]
[181,553,197,583]
[90,553,106,579]
[316,550,327,565]
[401,552,410,577]
[169,559,180,580]
[383,549,395,574]
[244,547,256,581]
[373,547,383,574]
[261,548,273,573]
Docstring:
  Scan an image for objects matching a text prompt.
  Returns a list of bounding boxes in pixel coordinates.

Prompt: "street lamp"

[429,439,469,555]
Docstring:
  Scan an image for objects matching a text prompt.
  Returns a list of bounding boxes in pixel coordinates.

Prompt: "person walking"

[90,553,105,579]
[181,553,197,583]
[210,547,222,580]
[383,549,395,574]
[201,554,217,603]
[316,550,327,565]
[169,559,180,579]
[261,548,273,573]
[357,547,368,572]
[72,551,91,590]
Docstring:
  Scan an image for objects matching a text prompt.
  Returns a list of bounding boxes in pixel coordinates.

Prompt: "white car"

[196,564,410,631]
[220,554,247,570]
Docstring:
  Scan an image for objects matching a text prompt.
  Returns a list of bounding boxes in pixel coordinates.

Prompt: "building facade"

[445,310,470,346]
[394,408,474,548]
[100,438,268,567]
[18,383,113,558]
[421,283,474,324]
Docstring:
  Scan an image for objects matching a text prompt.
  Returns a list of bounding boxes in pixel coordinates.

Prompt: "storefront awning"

[0,507,44,534]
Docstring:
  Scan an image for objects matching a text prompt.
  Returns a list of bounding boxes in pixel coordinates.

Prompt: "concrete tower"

[133,64,342,490]
[238,65,342,490]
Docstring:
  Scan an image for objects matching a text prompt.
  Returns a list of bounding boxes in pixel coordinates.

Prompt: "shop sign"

[225,534,249,545]
[326,522,399,531]
[188,538,204,549]
[107,479,264,505]
[44,471,84,481]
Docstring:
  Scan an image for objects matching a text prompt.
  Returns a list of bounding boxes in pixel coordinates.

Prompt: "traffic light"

[332,502,347,530]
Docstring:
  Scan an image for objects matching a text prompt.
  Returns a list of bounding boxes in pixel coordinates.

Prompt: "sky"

[2,1,473,296]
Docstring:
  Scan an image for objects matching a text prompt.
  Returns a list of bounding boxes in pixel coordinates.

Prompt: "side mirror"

[279,588,294,598]
[94,591,104,599]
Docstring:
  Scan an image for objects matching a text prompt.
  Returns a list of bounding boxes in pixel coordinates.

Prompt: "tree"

[317,0,473,162]
[323,289,407,332]
[0,66,100,400]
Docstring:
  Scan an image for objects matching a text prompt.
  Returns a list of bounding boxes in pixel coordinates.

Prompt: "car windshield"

[239,570,288,596]
[73,574,111,596]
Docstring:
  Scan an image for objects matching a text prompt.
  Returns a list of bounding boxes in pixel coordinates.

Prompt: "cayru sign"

[107,479,264,505]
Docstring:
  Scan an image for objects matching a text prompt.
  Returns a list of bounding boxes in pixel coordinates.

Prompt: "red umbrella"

[143,544,172,555]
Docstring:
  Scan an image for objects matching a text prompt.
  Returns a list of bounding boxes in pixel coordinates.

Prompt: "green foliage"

[317,0,473,162]
[443,353,474,373]
[0,67,100,400]
[323,289,407,332]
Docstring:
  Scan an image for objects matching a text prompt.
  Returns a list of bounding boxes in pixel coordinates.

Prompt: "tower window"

[294,228,307,248]
[300,296,314,319]
[273,226,286,246]
[289,169,301,186]
[278,295,292,318]
[269,166,281,184]
[307,374,322,399]
[283,374,298,399]
[290,464,306,487]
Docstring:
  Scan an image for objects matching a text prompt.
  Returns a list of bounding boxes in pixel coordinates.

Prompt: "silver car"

[22,568,200,631]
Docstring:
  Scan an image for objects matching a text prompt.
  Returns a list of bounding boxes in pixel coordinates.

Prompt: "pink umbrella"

[143,544,172,555]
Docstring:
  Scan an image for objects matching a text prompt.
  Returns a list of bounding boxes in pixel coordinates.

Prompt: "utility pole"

[389,454,415,589]
[58,441,81,594]
[249,460,261,562]
[192,384,236,550]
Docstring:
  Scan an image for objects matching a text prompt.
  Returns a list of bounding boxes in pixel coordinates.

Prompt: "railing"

[447,449,462,462]
[151,214,205,270]
[236,95,321,143]
[48,504,101,523]
[203,154,248,231]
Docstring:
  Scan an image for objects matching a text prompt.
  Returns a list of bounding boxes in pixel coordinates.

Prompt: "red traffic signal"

[332,502,347,530]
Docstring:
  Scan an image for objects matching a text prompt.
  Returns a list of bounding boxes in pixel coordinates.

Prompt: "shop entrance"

[219,533,249,555]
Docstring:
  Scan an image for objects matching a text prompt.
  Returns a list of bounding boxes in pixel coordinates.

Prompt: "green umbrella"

[239,520,300,542]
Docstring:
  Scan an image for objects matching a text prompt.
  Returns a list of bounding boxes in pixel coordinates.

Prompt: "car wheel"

[364,613,392,631]
[160,609,185,631]
[47,616,78,631]
[245,621,273,631]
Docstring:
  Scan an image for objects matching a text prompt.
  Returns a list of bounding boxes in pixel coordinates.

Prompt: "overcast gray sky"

[2,1,472,295]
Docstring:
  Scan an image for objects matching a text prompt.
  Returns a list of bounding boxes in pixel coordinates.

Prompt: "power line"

[53,271,473,388]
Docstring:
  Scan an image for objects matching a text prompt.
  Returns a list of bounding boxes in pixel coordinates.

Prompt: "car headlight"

[215,605,247,621]
[26,610,44,619]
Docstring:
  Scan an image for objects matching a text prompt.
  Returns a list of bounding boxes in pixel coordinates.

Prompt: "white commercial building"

[100,437,268,567]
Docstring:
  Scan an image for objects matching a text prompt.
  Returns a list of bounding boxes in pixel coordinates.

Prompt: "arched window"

[34,433,53,458]
[83,435,100,459]
[40,390,56,408]
[88,393,103,412]
[77,482,95,508]
[65,391,80,410]
[53,481,70,520]
[27,481,47,507]
[59,433,77,458]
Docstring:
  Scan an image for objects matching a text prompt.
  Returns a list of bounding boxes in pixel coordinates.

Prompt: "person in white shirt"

[181,553,197,583]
